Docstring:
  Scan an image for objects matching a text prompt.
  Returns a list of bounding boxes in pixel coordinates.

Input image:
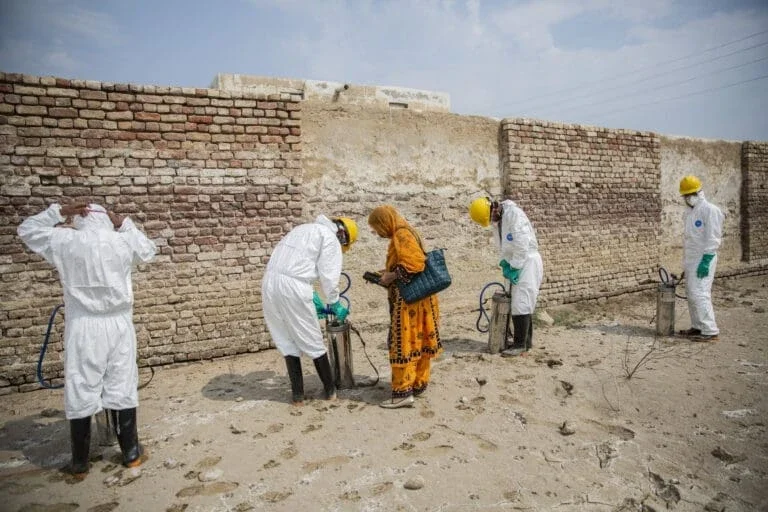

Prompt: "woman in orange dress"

[368,205,442,409]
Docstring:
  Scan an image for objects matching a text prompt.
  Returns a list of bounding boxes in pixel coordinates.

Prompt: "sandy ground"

[0,274,766,512]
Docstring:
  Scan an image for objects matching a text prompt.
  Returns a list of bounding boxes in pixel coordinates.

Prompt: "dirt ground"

[0,274,766,512]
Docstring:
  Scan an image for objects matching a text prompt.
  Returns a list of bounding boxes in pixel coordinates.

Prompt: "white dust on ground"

[0,275,766,512]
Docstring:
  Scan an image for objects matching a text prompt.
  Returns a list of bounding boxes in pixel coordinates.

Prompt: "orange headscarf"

[368,205,426,273]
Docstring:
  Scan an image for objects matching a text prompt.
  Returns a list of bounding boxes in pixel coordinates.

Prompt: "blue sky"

[1,0,767,140]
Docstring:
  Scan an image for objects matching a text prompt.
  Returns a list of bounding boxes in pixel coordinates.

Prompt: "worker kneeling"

[261,215,358,405]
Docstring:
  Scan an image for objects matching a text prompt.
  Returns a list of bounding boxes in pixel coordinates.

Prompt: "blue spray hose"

[321,271,352,316]
[475,282,507,333]
[38,304,64,389]
[37,304,155,390]
[339,271,351,308]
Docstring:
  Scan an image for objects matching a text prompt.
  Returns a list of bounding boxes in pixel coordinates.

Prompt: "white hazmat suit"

[682,192,724,336]
[495,200,544,315]
[261,215,342,359]
[17,204,157,419]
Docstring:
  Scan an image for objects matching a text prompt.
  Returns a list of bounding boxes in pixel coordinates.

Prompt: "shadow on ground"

[440,337,490,354]
[0,411,69,470]
[201,369,390,406]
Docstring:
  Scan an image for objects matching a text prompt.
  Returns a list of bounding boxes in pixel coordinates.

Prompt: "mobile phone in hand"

[363,271,386,287]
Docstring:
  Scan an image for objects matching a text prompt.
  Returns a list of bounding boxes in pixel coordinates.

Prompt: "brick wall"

[501,119,661,304]
[0,72,302,392]
[742,141,768,262]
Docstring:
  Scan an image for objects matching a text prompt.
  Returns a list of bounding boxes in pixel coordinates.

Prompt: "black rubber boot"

[525,314,533,351]
[313,353,337,400]
[285,356,304,404]
[116,408,143,467]
[69,416,91,478]
[502,315,531,357]
[513,314,532,351]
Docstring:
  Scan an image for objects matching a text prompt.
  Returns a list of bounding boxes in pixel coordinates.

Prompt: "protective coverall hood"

[73,204,113,232]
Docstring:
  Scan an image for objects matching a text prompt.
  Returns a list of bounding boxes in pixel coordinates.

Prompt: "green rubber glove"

[499,260,521,285]
[312,291,327,319]
[329,301,349,323]
[697,254,715,278]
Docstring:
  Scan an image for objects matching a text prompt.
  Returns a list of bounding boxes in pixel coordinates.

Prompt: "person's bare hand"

[60,202,88,218]
[107,210,124,230]
[379,271,397,286]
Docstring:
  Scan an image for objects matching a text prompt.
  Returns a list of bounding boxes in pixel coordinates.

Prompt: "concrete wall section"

[300,103,501,327]
[213,74,451,112]
[0,72,302,391]
[659,136,742,273]
[501,119,661,304]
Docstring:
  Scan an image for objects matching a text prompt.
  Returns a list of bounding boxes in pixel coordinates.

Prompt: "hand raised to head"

[60,202,89,218]
[107,210,124,230]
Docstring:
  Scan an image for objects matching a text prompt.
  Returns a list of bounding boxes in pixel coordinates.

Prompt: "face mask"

[684,194,699,208]
[490,202,502,223]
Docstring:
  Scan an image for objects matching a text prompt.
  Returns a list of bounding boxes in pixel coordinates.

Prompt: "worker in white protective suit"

[677,175,724,342]
[469,197,544,357]
[261,215,358,405]
[17,202,156,479]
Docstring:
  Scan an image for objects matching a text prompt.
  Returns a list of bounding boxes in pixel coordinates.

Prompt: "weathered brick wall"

[742,141,768,261]
[500,119,661,304]
[0,72,302,392]
[299,102,502,329]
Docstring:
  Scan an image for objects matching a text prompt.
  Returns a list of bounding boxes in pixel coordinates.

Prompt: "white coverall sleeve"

[316,231,342,304]
[17,204,65,264]
[701,206,724,255]
[499,208,531,270]
[118,217,157,264]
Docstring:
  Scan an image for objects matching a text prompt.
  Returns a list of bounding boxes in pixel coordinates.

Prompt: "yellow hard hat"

[334,217,358,253]
[469,197,492,227]
[679,175,702,196]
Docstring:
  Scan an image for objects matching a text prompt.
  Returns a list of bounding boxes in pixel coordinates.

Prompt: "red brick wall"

[0,72,302,392]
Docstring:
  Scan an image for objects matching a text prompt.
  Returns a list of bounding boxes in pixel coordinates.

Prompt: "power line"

[499,28,768,111]
[533,40,768,115]
[544,54,768,116]
[587,73,768,121]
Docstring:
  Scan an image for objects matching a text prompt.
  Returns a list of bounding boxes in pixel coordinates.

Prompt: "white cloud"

[43,49,79,74]
[50,5,121,45]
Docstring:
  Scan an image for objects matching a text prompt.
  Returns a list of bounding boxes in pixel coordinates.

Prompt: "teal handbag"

[398,248,452,304]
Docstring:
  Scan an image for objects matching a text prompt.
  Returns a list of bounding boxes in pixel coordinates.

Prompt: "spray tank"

[656,267,685,336]
[323,272,379,390]
[475,281,513,354]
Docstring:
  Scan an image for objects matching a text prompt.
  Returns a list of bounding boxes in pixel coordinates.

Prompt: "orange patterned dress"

[368,206,442,398]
